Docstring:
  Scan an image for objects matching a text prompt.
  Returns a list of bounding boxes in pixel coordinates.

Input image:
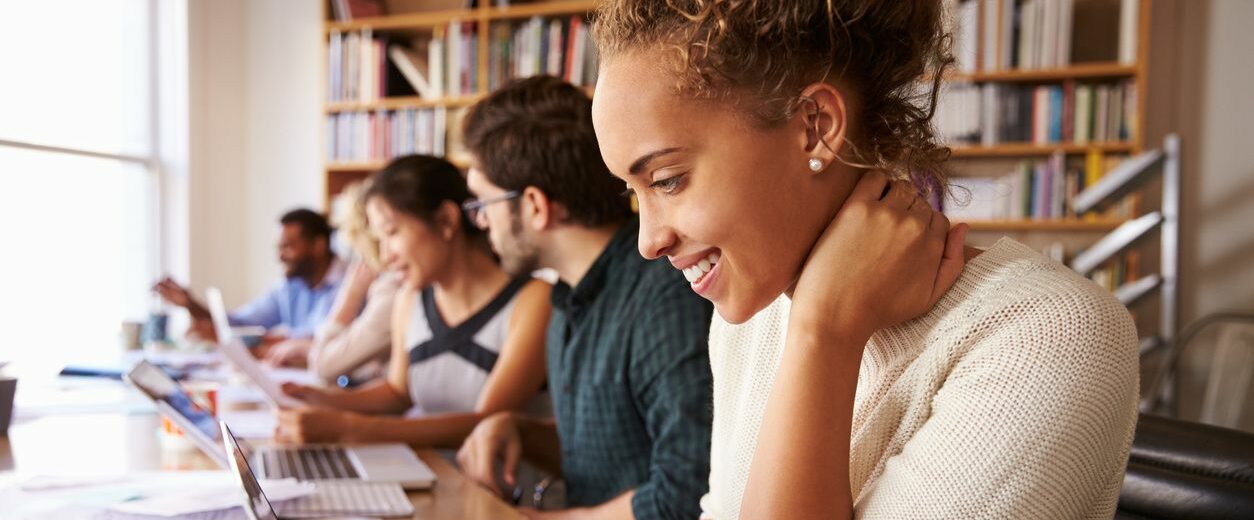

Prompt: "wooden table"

[0,412,524,519]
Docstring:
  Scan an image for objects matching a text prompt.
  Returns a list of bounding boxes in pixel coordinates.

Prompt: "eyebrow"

[628,147,686,176]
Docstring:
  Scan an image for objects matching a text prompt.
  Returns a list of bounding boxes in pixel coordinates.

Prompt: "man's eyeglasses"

[461,191,520,229]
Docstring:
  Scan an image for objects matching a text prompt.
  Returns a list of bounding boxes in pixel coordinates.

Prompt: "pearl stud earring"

[808,158,824,172]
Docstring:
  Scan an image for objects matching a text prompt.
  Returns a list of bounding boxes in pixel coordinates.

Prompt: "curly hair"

[593,0,954,190]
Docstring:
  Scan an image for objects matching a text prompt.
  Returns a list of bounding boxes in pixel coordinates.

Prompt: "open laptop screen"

[127,360,219,442]
[221,421,280,520]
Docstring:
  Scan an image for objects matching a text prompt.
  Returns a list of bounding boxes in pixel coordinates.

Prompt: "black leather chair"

[1116,414,1254,519]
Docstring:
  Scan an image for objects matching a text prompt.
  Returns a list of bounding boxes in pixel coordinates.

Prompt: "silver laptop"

[221,421,414,519]
[125,360,436,489]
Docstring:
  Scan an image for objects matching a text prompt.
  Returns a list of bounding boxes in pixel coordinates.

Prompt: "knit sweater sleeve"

[855,273,1140,519]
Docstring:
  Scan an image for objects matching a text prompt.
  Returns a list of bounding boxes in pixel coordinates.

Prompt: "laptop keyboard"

[261,446,361,480]
[275,480,414,517]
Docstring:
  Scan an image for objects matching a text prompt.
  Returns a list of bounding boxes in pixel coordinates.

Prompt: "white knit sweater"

[699,238,1140,519]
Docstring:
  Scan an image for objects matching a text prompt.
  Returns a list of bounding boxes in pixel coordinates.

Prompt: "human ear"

[521,187,552,231]
[436,201,461,241]
[796,82,849,174]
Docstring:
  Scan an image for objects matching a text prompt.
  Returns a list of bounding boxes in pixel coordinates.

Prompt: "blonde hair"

[331,179,381,268]
[593,0,954,190]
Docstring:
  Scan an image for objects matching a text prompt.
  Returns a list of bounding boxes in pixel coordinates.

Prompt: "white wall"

[185,0,323,306]
[1179,0,1254,323]
[1149,0,1254,326]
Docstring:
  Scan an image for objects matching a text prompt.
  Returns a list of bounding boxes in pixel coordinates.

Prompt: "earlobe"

[798,83,849,173]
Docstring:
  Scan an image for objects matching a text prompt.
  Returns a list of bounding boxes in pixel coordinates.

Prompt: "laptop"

[125,360,437,489]
[221,421,414,519]
[205,287,238,343]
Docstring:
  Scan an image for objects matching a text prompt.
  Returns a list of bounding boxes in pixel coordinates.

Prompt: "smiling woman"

[273,155,553,456]
[591,1,1140,519]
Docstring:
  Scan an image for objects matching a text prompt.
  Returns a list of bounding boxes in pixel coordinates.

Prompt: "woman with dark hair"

[591,1,1139,518]
[277,155,552,449]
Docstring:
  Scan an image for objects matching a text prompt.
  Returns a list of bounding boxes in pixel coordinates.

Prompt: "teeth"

[683,267,700,283]
[681,252,721,285]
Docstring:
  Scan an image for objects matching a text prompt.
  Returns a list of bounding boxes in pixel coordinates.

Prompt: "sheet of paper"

[219,409,277,440]
[109,478,314,517]
[268,366,323,386]
[4,471,229,519]
[217,341,305,409]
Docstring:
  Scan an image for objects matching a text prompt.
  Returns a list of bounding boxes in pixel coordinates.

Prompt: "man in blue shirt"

[154,209,344,356]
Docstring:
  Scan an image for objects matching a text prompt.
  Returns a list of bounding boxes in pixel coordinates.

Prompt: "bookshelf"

[321,0,600,208]
[321,1,1153,248]
[314,0,1165,341]
[943,0,1153,238]
[937,0,1157,322]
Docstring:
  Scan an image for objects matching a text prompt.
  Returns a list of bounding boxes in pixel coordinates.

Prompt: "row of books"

[1035,241,1141,294]
[937,80,1136,146]
[328,28,394,104]
[943,151,1136,221]
[486,16,598,91]
[326,109,449,164]
[950,0,1140,73]
[328,14,599,104]
[1087,251,1140,293]
[327,21,479,103]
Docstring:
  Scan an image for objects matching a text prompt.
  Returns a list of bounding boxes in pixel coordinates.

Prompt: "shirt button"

[563,385,572,395]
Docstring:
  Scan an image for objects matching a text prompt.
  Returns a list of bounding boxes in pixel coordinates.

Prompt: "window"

[0,0,162,373]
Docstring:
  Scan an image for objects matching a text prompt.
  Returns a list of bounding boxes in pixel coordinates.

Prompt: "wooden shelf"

[324,1,596,32]
[326,7,470,32]
[948,62,1138,83]
[950,142,1136,158]
[326,95,483,113]
[327,161,388,172]
[485,0,598,20]
[327,157,470,172]
[960,219,1127,232]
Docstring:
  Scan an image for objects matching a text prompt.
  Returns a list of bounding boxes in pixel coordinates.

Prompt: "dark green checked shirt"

[547,217,714,520]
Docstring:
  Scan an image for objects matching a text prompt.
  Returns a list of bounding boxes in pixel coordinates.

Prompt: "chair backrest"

[1118,413,1254,520]
[1173,319,1254,431]
[1142,311,1254,432]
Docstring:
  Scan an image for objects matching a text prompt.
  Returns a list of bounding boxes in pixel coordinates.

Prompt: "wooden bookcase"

[320,0,598,208]
[320,0,1153,235]
[943,0,1153,235]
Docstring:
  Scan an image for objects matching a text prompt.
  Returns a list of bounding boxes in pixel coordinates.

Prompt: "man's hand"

[186,319,217,342]
[457,412,524,497]
[152,277,195,308]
